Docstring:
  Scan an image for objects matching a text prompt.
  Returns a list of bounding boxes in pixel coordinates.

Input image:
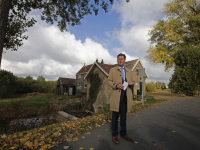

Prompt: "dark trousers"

[112,91,127,136]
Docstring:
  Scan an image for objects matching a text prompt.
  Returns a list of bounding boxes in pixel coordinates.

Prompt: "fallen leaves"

[64,146,69,149]
[0,99,166,150]
[85,132,91,135]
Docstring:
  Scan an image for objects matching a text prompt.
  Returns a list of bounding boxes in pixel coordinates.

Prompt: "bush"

[0,70,18,98]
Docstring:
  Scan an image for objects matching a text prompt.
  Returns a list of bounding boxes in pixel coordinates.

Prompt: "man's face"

[117,56,125,67]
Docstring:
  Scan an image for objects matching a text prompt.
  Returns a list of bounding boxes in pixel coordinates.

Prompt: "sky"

[2,0,174,86]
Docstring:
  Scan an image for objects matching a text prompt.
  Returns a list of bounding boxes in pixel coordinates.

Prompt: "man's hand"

[117,84,124,90]
[128,81,134,86]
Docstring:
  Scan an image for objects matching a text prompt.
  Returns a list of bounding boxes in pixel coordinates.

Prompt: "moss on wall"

[88,72,101,111]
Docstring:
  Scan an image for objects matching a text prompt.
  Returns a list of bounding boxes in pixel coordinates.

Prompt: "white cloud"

[112,0,168,26]
[110,0,173,84]
[2,1,174,85]
[2,12,116,80]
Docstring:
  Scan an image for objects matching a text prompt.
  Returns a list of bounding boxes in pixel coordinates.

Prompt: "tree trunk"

[0,0,11,69]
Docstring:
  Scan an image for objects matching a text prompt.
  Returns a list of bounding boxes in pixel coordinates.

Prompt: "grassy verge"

[0,96,167,150]
[0,94,84,134]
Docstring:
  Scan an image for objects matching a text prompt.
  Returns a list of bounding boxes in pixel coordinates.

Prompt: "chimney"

[84,63,85,66]
[96,58,98,63]
[101,59,104,64]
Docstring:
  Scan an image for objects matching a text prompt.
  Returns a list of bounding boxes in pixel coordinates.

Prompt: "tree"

[146,0,200,71]
[0,0,117,68]
[37,75,45,82]
[0,69,17,98]
[169,45,200,96]
[155,81,162,89]
[146,82,156,92]
[161,82,166,90]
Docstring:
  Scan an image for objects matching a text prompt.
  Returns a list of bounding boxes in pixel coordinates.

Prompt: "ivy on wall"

[88,72,101,111]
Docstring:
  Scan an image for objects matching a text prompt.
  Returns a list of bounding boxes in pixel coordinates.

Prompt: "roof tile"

[59,77,75,85]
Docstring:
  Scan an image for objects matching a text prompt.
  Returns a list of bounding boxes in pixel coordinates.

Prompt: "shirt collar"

[119,66,125,69]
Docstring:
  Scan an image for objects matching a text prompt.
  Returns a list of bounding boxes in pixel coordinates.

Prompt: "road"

[51,97,200,150]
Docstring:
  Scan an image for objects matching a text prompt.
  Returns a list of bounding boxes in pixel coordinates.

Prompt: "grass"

[129,95,167,115]
[133,95,154,101]
[0,94,81,109]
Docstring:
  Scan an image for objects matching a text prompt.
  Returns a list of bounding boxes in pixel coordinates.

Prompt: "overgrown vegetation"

[146,81,166,92]
[168,46,200,96]
[0,70,56,98]
[0,94,82,134]
[0,70,18,98]
[88,73,101,111]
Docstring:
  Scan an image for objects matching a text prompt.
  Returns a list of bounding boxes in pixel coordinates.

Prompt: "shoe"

[120,135,134,142]
[112,136,119,144]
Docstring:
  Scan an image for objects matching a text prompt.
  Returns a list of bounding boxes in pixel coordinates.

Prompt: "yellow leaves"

[95,123,101,128]
[172,131,176,133]
[41,144,48,149]
[72,137,78,142]
[0,108,111,150]
[134,141,138,144]
[79,147,84,150]
[19,138,27,143]
[24,141,33,148]
[6,137,11,142]
[89,148,94,150]
[53,132,61,137]
[48,138,52,143]
[85,132,91,135]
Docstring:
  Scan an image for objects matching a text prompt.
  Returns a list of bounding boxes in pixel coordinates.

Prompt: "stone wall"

[86,65,112,113]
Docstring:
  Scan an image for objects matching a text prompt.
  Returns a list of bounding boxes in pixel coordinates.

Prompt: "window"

[77,83,82,89]
[136,69,139,75]
[100,79,103,85]
[84,81,87,88]
[78,75,81,79]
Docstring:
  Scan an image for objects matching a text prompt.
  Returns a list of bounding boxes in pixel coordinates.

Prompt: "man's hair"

[117,53,126,60]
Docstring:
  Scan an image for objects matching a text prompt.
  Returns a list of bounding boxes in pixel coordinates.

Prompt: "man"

[108,53,134,144]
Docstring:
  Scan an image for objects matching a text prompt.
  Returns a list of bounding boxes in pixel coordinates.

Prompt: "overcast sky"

[2,0,173,86]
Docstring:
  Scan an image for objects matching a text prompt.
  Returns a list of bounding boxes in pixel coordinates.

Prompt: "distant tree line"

[0,69,56,98]
[146,81,166,92]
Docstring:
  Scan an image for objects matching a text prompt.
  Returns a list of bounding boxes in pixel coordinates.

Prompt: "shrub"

[0,70,17,98]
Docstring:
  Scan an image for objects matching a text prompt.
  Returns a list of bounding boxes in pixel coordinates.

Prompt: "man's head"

[117,53,126,67]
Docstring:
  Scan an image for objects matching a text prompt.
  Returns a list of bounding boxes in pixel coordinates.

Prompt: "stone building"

[56,77,76,95]
[75,64,93,97]
[82,59,148,113]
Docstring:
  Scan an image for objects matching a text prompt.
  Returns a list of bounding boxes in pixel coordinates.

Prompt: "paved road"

[51,97,200,150]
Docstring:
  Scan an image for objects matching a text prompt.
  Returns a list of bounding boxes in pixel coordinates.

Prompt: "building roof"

[97,63,112,74]
[78,59,149,79]
[76,64,93,75]
[59,77,75,85]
